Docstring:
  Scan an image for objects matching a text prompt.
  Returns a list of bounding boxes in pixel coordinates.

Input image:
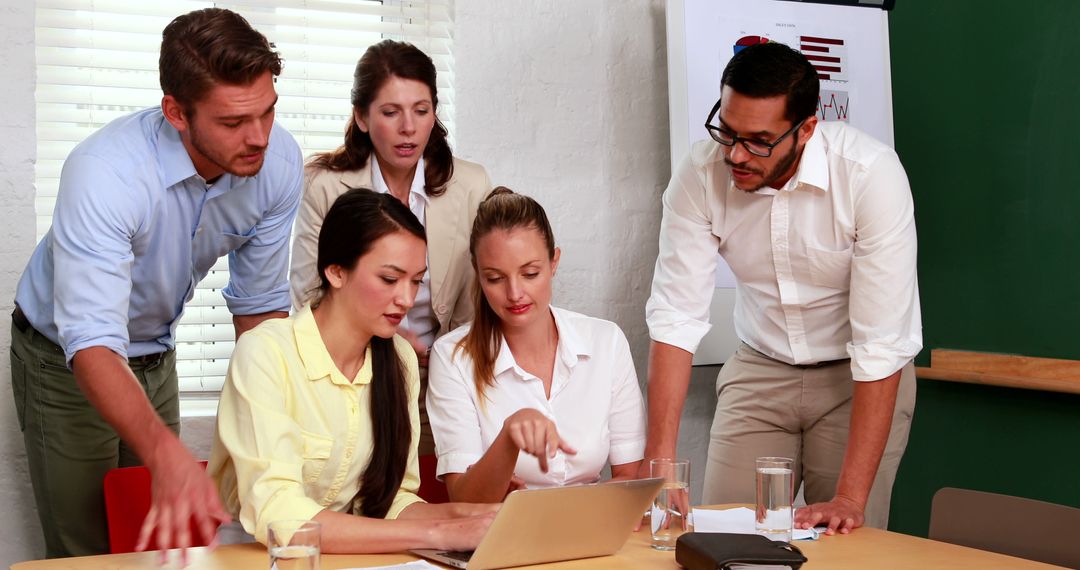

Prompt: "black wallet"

[675,532,807,570]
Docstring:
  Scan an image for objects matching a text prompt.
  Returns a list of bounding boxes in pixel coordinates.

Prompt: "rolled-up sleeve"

[847,150,923,381]
[215,332,324,543]
[51,154,140,363]
[646,150,720,354]
[606,328,646,466]
[426,337,485,478]
[223,143,303,316]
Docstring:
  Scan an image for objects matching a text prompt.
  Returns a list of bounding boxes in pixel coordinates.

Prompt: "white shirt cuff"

[436,452,483,480]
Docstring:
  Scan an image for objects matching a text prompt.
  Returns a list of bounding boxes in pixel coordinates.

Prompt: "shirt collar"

[371,155,428,206]
[157,118,199,189]
[736,123,830,197]
[492,306,592,380]
[156,116,243,193]
[787,124,830,193]
[294,303,373,386]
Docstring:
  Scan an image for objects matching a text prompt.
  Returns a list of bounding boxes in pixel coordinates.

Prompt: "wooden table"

[11,509,1064,569]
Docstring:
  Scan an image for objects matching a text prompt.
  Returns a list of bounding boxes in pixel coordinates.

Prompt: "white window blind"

[35,0,455,395]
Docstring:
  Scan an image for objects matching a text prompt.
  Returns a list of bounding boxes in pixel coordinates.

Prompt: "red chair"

[418,454,449,504]
[102,461,211,553]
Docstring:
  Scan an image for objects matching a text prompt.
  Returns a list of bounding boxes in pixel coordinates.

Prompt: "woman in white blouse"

[426,188,647,503]
[289,40,492,455]
[210,189,494,553]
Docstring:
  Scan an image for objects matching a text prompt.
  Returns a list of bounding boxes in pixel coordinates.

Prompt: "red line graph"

[817,90,849,122]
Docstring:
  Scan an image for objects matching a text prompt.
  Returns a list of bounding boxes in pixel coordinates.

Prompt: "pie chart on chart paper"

[734,35,770,55]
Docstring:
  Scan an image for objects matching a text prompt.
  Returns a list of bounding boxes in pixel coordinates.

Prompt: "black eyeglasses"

[704,98,806,158]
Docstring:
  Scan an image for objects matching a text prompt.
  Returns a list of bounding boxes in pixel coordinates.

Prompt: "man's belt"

[12,304,165,365]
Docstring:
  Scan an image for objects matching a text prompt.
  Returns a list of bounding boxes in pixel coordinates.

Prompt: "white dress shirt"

[426,306,646,487]
[370,157,437,349]
[646,122,922,381]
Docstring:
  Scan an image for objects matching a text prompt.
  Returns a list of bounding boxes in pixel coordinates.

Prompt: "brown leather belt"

[11,305,31,333]
[793,357,850,369]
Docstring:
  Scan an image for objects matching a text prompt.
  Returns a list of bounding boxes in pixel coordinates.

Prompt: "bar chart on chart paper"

[800,35,848,81]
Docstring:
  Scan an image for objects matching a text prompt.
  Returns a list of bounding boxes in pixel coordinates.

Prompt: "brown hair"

[159,8,282,109]
[317,188,426,519]
[309,39,454,197]
[455,187,556,402]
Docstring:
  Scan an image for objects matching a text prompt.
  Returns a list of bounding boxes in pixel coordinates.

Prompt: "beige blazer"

[289,156,492,337]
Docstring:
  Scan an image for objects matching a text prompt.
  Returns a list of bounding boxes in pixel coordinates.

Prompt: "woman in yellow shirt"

[210,189,494,553]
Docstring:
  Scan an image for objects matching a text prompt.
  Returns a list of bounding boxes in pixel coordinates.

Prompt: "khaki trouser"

[9,319,179,558]
[417,364,435,456]
[702,343,916,529]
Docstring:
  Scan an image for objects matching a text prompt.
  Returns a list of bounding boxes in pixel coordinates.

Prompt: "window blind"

[35,0,455,395]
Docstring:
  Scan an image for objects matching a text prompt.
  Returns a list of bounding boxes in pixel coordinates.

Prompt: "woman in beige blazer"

[290,40,491,454]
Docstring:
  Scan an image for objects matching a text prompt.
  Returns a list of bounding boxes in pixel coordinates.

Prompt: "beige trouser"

[702,343,916,529]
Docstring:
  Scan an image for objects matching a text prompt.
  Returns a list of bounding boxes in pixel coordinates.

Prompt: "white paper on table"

[692,507,819,540]
[340,562,444,570]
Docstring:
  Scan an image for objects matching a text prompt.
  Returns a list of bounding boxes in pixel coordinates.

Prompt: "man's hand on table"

[136,437,231,563]
[795,495,864,535]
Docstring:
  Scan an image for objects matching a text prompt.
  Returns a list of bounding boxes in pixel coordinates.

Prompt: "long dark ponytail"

[316,188,426,518]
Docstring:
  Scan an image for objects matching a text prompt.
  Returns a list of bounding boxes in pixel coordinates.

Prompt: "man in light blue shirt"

[10,8,302,557]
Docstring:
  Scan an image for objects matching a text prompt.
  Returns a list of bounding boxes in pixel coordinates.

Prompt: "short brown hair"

[159,8,282,107]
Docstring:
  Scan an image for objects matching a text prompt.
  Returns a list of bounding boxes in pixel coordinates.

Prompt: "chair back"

[103,461,210,553]
[418,454,450,504]
[929,487,1080,568]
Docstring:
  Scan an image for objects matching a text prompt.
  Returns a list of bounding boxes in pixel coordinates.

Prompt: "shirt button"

[436,304,448,315]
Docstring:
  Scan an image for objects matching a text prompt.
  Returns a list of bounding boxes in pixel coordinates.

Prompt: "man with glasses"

[642,42,920,535]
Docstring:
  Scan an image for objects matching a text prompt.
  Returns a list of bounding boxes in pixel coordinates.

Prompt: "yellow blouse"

[209,304,423,544]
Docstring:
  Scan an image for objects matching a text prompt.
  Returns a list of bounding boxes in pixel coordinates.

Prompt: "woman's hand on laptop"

[432,510,497,551]
[502,409,577,473]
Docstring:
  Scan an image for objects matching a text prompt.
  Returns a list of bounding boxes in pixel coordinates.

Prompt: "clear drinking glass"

[267,520,321,570]
[755,457,794,542]
[650,458,693,550]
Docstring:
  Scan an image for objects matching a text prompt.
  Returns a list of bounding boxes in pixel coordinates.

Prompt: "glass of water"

[755,457,794,542]
[650,458,693,551]
[268,519,321,570]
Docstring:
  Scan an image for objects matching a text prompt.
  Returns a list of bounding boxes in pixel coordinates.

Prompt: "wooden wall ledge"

[915,349,1080,395]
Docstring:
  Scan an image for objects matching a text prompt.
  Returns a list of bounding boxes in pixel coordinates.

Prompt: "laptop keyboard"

[437,550,475,563]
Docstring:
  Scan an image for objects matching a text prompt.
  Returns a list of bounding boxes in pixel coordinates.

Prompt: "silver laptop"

[412,477,663,570]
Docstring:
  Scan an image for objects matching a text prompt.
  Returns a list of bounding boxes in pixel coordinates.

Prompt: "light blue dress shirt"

[15,107,303,363]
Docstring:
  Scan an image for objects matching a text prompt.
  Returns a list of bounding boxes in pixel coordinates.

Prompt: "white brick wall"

[0,0,45,566]
[453,0,671,373]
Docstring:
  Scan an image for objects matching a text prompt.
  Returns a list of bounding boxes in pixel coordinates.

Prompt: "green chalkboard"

[887,0,1080,537]
[892,0,1080,361]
